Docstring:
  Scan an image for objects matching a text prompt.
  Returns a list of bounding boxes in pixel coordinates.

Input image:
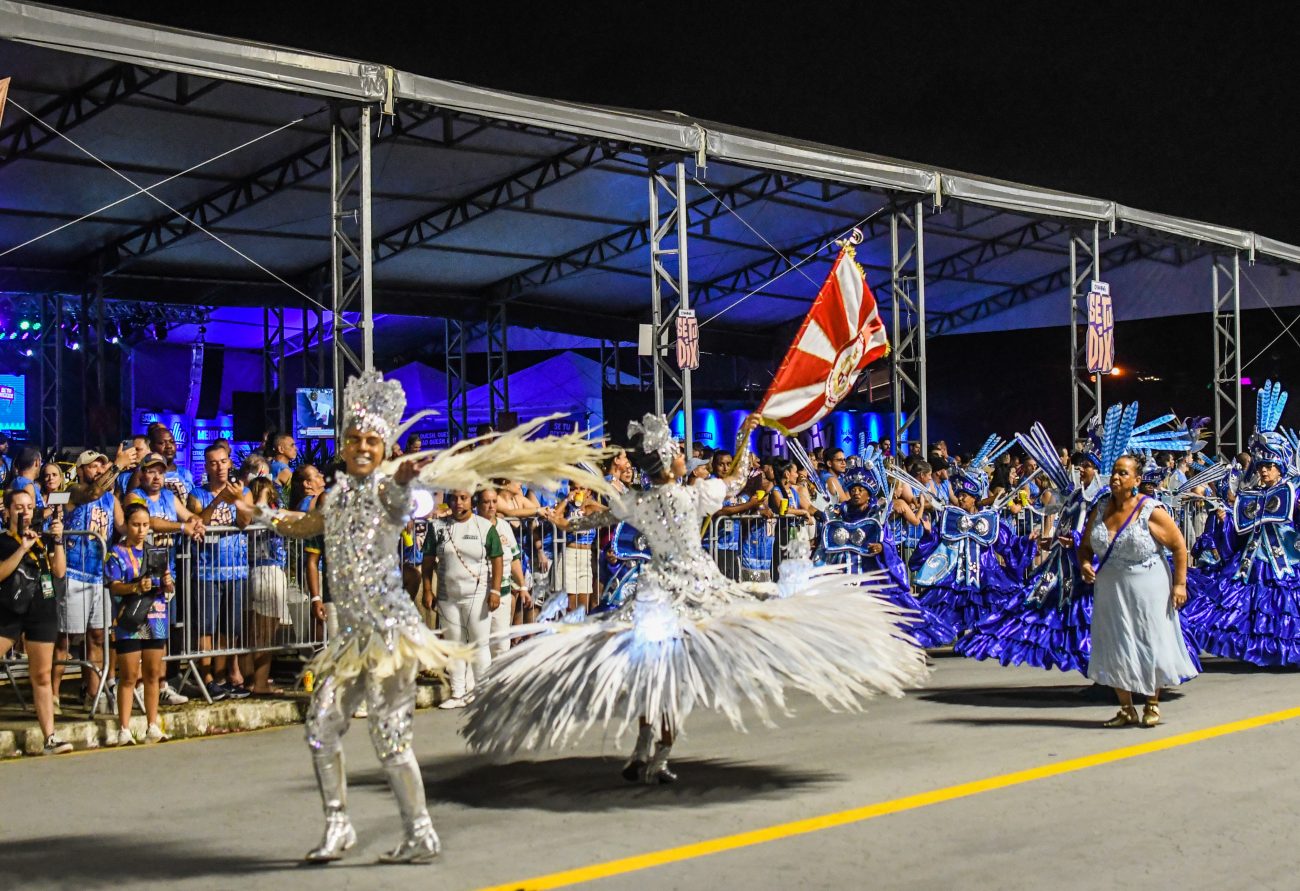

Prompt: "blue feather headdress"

[842,445,887,496]
[1249,380,1294,469]
[1088,402,1199,473]
[1015,422,1074,494]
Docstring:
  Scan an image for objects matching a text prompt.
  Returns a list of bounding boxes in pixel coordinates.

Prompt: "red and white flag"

[0,79,9,129]
[759,243,889,433]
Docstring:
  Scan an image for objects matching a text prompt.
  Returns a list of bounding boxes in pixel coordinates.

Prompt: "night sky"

[34,2,1300,448]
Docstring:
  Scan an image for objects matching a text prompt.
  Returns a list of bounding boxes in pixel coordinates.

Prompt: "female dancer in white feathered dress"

[462,413,929,783]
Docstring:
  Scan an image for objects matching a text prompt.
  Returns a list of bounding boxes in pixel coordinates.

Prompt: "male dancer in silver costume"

[267,371,463,864]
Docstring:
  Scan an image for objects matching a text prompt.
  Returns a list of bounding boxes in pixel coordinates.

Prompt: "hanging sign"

[676,309,700,371]
[1086,280,1115,374]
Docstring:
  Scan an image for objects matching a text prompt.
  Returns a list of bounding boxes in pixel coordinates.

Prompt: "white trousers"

[439,591,491,698]
[489,593,514,658]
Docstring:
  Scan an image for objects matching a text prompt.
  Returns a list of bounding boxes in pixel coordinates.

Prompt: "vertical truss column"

[299,303,329,464]
[485,303,509,426]
[445,319,469,443]
[263,306,287,433]
[889,202,928,452]
[1212,252,1243,456]
[1069,223,1103,440]
[38,294,63,449]
[648,158,693,447]
[330,103,376,435]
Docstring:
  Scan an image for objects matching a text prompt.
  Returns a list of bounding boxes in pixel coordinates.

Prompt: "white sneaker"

[352,704,369,719]
[115,725,136,746]
[145,723,170,743]
[159,683,189,706]
[437,696,467,710]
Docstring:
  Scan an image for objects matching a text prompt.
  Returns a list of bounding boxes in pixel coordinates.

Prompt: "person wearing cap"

[684,456,710,485]
[52,443,136,710]
[128,452,204,707]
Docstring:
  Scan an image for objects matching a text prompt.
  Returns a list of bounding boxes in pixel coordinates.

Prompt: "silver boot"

[305,807,357,862]
[379,814,441,864]
[377,751,440,864]
[622,723,656,782]
[305,750,356,862]
[643,741,677,785]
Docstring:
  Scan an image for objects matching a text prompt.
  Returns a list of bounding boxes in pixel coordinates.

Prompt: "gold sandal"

[1103,705,1139,728]
[1141,703,1160,728]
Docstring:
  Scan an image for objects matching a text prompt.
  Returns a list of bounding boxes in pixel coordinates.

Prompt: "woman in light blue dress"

[1079,455,1197,728]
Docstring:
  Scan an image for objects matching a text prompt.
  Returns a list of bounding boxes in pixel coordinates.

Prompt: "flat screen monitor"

[295,387,335,439]
[0,373,27,432]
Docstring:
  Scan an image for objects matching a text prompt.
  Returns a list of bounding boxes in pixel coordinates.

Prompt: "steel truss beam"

[329,105,374,435]
[485,303,509,426]
[649,159,693,446]
[925,218,1071,282]
[489,169,810,303]
[1212,253,1243,456]
[0,64,220,173]
[890,203,927,452]
[690,209,889,310]
[98,102,444,271]
[927,237,1172,337]
[445,318,469,444]
[38,294,63,449]
[263,306,287,434]
[372,141,624,266]
[1069,225,1103,440]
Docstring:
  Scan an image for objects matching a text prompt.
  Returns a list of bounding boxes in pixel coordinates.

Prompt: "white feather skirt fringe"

[461,570,929,756]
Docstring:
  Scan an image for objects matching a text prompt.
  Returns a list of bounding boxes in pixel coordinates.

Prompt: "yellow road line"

[477,705,1300,891]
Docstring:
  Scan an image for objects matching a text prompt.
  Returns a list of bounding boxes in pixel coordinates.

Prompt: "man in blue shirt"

[53,445,134,709]
[8,446,46,514]
[187,442,252,700]
[148,425,195,499]
[268,433,297,489]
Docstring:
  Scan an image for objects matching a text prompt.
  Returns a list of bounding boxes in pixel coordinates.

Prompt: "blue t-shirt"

[163,466,195,499]
[190,485,249,581]
[66,490,116,582]
[130,487,180,572]
[10,475,45,511]
[105,544,168,640]
[269,459,290,482]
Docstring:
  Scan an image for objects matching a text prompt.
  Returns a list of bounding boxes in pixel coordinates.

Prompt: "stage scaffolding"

[1,3,1291,458]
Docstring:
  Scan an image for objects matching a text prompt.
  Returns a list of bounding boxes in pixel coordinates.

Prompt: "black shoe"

[622,760,646,783]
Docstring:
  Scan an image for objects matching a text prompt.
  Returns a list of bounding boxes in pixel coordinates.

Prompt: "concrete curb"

[0,683,445,758]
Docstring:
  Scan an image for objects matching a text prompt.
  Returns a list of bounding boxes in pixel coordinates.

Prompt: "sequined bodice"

[323,473,420,635]
[1087,497,1161,569]
[611,480,733,609]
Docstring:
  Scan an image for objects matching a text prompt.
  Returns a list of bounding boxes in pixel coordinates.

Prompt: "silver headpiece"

[343,369,406,446]
[628,412,680,472]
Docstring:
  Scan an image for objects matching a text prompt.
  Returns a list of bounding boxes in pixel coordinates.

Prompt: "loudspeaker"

[232,391,267,442]
[196,348,225,419]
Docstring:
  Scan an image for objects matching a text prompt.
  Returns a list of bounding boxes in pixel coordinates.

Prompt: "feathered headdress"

[1015,422,1074,494]
[1249,380,1294,469]
[953,434,1011,501]
[627,413,680,474]
[842,445,887,495]
[1088,403,1198,473]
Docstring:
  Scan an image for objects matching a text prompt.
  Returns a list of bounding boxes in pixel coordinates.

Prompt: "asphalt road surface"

[3,655,1297,890]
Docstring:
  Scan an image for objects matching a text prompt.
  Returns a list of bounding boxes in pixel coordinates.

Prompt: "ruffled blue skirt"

[956,593,1093,674]
[1183,568,1300,667]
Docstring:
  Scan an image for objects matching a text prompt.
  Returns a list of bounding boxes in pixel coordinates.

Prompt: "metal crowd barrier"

[0,530,113,716]
[169,524,326,702]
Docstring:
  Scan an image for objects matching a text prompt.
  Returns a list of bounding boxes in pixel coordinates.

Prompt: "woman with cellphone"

[104,502,175,744]
[0,488,70,755]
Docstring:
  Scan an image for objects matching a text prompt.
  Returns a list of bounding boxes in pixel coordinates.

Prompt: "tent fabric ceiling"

[3,1,1300,361]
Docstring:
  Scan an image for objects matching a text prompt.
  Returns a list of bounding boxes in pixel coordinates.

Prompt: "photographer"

[104,502,174,745]
[0,488,70,755]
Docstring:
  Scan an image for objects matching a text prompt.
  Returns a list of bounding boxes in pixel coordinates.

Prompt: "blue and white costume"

[1184,381,1300,666]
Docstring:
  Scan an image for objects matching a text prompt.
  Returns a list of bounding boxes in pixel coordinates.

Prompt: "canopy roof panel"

[2,0,1299,364]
